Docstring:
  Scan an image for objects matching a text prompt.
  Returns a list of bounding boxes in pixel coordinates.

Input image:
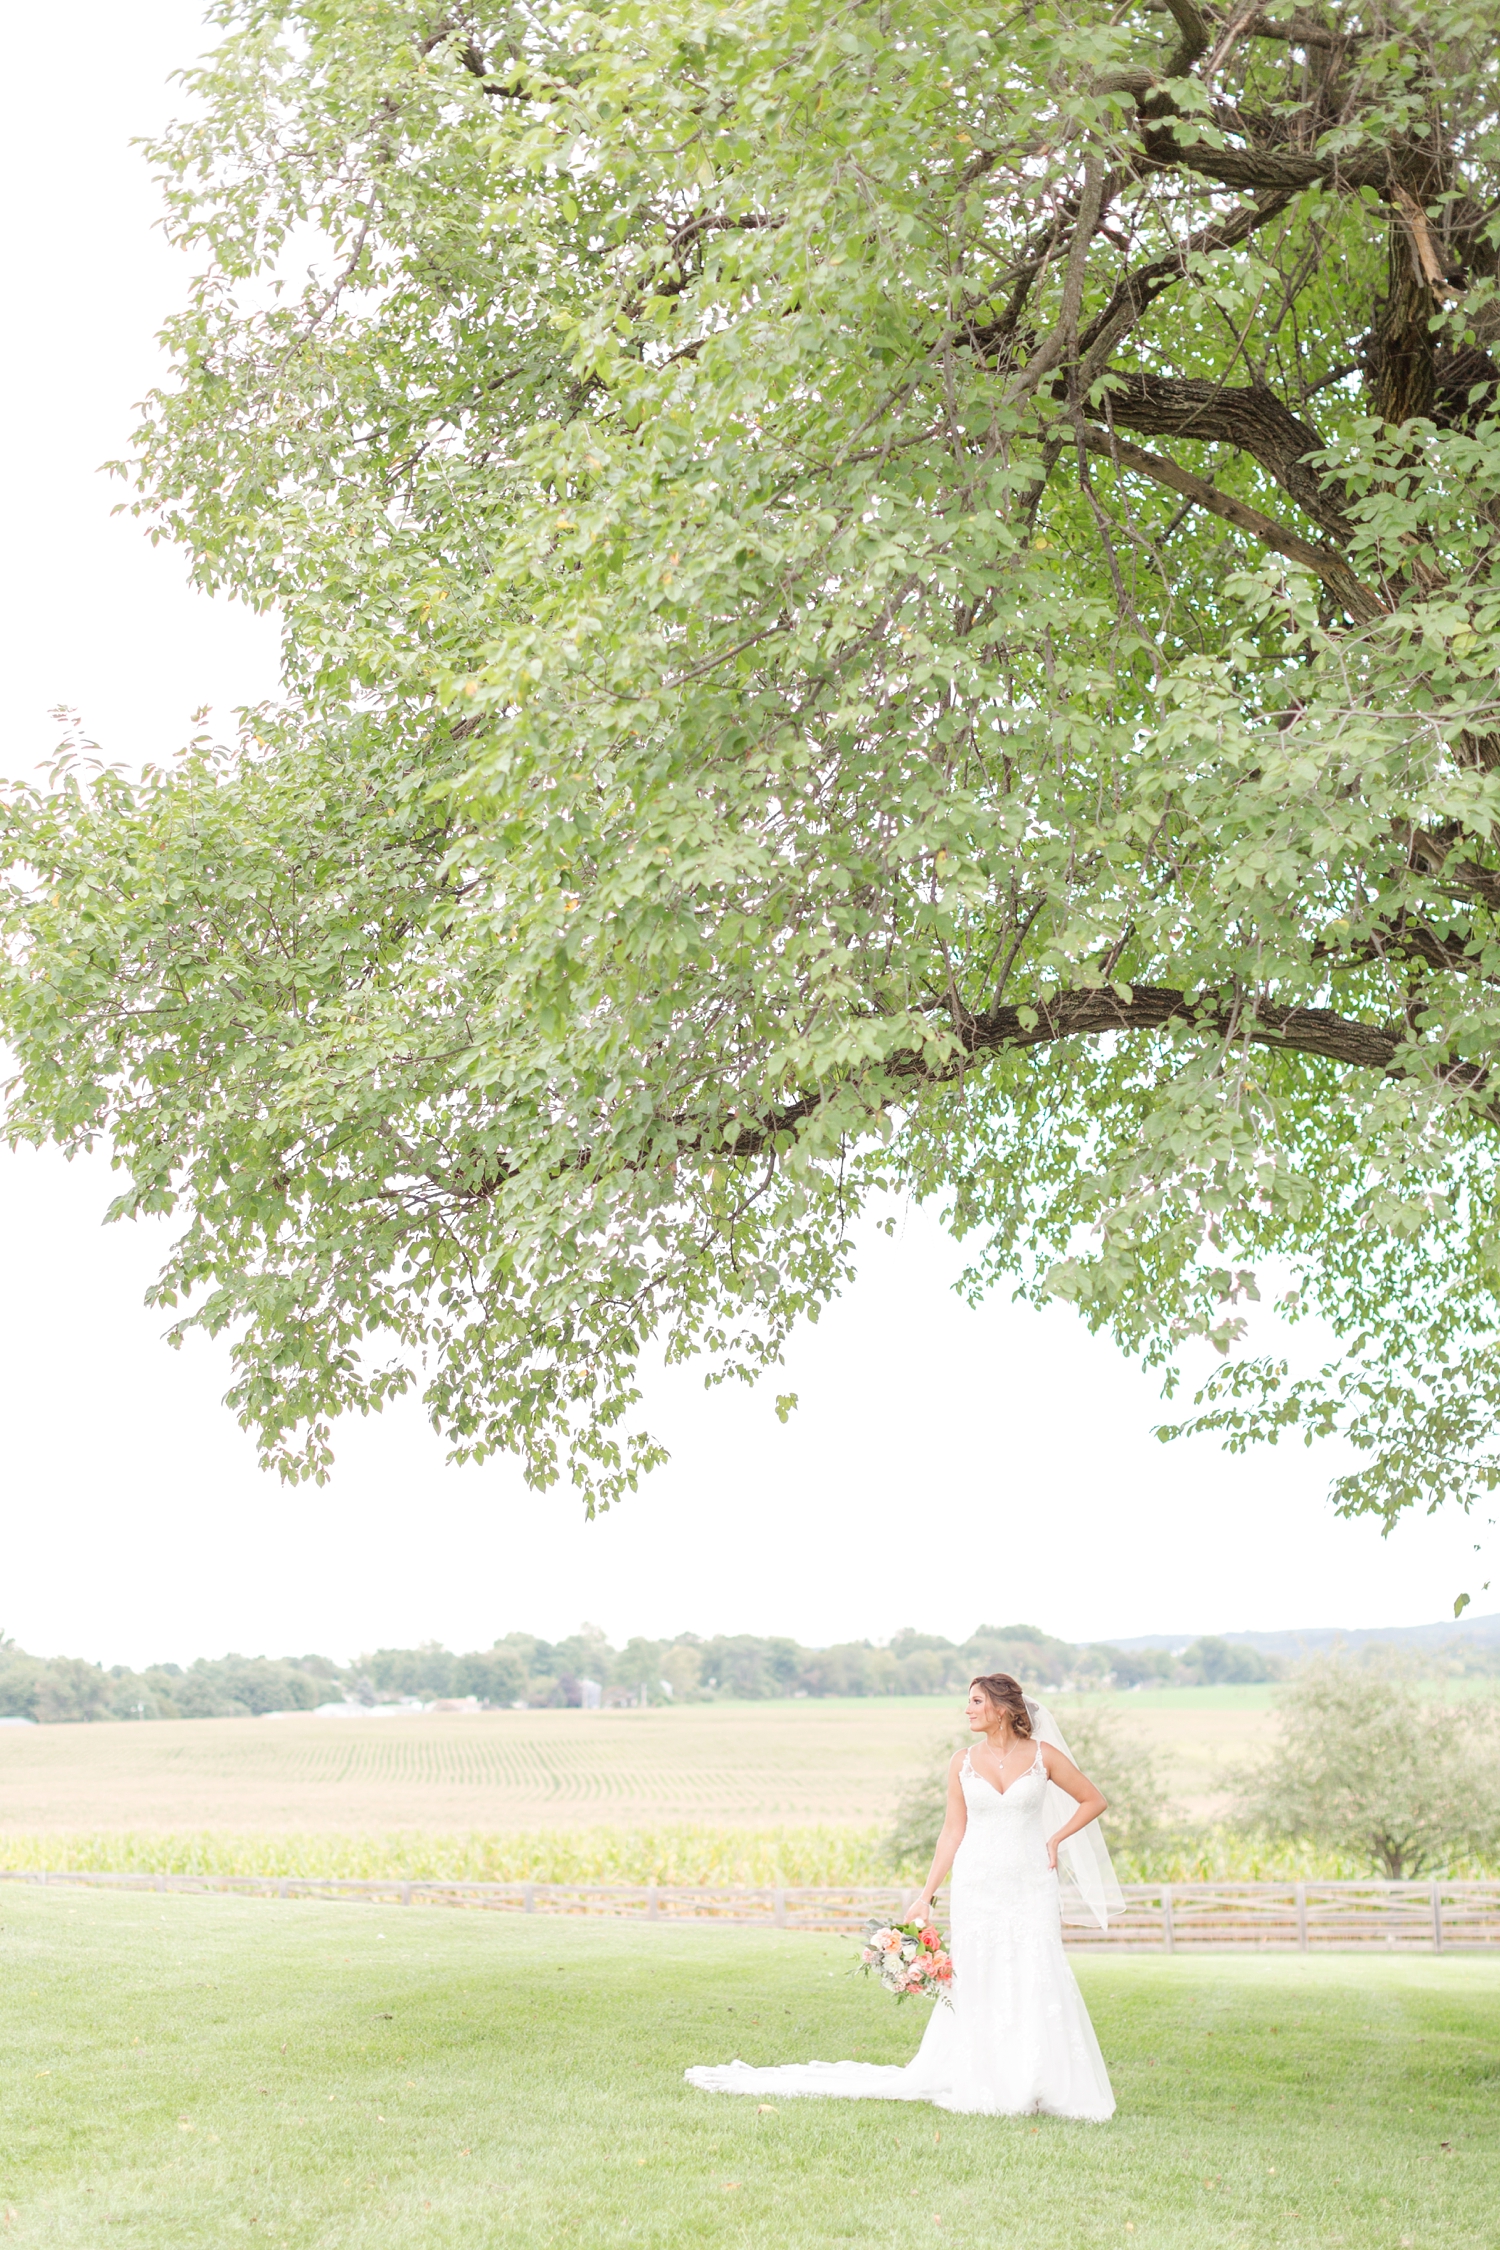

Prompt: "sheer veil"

[1024,1697,1125,1930]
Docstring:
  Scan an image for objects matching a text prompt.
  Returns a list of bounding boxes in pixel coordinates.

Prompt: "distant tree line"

[333,1621,1302,1708]
[4,1617,1488,1725]
[0,1640,346,1725]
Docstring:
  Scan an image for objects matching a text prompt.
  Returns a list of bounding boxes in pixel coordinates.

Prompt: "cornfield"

[1113,1827,1500,1884]
[5,1823,1495,1886]
[0,1825,887,1886]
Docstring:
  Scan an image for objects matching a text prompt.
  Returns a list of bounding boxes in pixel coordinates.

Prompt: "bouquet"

[857,1917,954,2005]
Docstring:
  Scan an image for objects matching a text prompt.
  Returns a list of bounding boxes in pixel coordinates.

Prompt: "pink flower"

[920,1925,940,1949]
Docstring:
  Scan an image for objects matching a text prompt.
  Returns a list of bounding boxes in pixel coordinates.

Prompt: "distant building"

[578,1678,602,1709]
[309,1700,423,1717]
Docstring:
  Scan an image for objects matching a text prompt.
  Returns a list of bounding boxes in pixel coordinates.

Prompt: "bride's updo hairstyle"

[970,1673,1033,1736]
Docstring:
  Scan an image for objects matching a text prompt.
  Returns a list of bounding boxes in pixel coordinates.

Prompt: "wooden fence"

[4,1867,1499,1949]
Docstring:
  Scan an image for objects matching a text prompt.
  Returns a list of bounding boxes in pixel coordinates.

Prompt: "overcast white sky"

[1,2,1492,1672]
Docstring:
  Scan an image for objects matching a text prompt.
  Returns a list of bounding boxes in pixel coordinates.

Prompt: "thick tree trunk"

[1369,217,1437,429]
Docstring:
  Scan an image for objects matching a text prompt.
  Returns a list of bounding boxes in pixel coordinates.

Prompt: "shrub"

[1050,1706,1177,1854]
[1235,1660,1500,1877]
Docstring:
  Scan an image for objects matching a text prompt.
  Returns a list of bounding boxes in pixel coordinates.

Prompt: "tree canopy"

[5,0,1500,1521]
[1238,1656,1500,1875]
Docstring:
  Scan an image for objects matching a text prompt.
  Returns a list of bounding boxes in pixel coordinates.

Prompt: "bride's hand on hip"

[1045,1836,1061,1872]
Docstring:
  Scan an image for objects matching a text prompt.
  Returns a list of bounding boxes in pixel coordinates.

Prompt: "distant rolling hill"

[1109,1613,1500,1657]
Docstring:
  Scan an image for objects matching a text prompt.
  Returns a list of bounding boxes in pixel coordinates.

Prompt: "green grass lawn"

[2,1889,1496,2248]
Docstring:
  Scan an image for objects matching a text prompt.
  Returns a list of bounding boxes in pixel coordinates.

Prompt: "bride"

[685,1672,1117,2120]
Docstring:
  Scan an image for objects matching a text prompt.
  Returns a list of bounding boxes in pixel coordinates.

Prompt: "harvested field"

[0,1691,1273,1835]
[1056,1693,1278,1819]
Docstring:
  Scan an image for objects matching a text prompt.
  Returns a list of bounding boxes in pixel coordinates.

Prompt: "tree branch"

[1200,1,1267,89]
[1248,15,1338,48]
[1001,156,1112,406]
[1073,424,1385,621]
[713,983,1495,1164]
[1091,372,1352,539]
[1137,123,1387,197]
[1158,0,1211,76]
[1072,190,1296,385]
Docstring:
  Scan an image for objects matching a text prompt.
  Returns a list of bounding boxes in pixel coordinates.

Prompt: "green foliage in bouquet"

[5,2,1500,1524]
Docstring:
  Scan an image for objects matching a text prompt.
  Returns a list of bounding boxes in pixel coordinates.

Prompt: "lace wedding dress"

[685,1740,1115,2120]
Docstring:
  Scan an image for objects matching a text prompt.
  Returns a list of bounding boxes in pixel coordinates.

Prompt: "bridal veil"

[1025,1696,1125,1929]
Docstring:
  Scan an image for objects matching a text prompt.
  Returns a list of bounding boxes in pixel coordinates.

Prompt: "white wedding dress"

[685,1739,1115,2120]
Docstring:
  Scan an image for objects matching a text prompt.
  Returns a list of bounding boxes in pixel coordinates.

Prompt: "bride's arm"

[1039,1743,1108,1870]
[903,1751,968,1920]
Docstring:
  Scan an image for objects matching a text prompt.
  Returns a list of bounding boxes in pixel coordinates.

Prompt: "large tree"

[1238,1658,1500,1875]
[5,0,1500,1526]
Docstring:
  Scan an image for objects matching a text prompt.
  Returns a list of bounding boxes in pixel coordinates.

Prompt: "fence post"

[523,1883,535,1914]
[1161,1884,1175,1952]
[1431,1880,1443,1953]
[647,1882,660,1923]
[400,1882,412,1906]
[773,1888,787,1929]
[1295,1882,1308,1952]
